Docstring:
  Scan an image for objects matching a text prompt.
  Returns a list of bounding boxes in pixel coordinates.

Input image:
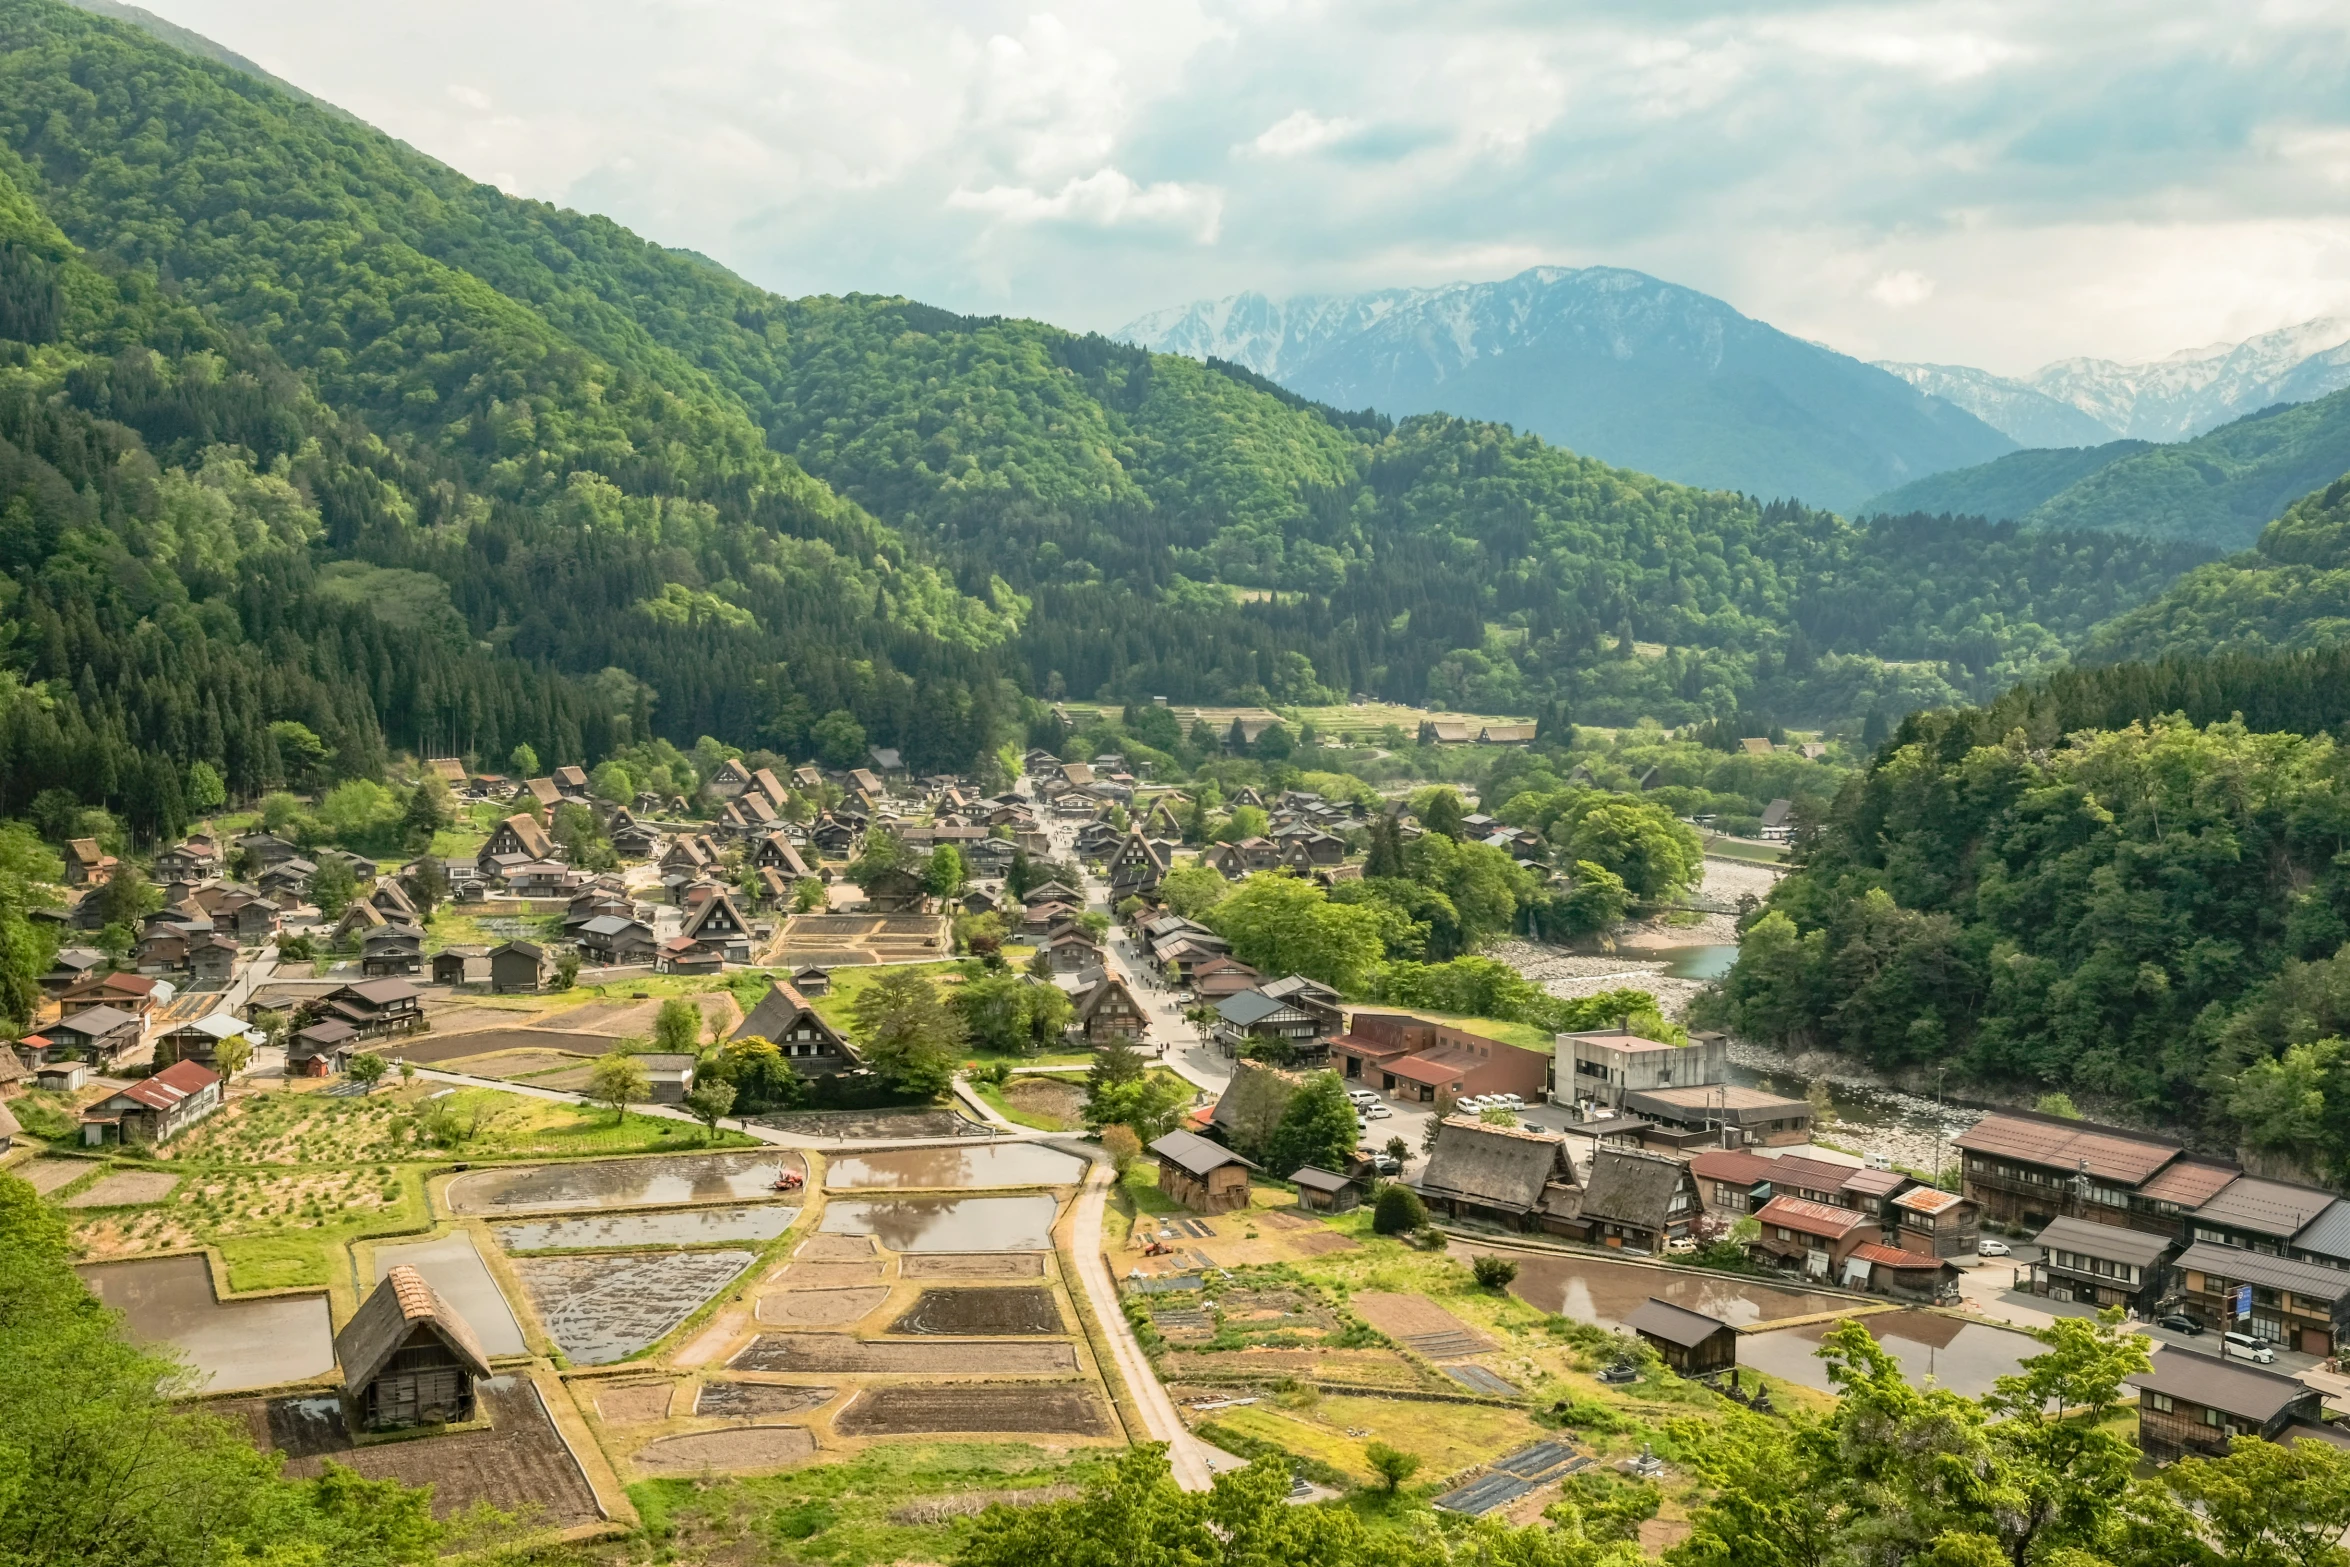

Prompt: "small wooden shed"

[1623,1297,1737,1377]
[1290,1165,1360,1213]
[335,1265,493,1432]
[487,940,553,994]
[1148,1129,1258,1214]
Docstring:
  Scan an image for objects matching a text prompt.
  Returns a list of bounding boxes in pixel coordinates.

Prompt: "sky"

[145,0,2350,376]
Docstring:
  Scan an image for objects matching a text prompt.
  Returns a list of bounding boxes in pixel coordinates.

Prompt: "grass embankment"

[629,1442,1111,1567]
[68,1083,754,1290]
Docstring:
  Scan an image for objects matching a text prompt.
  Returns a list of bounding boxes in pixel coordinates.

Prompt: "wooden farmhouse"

[335,1265,493,1432]
[1148,1129,1257,1214]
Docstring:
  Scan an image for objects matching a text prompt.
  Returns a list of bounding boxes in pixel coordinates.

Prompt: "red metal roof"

[113,1059,219,1110]
[1689,1149,1778,1184]
[1385,1053,1467,1088]
[1756,1195,1872,1238]
[1953,1111,2178,1185]
[1851,1242,1943,1269]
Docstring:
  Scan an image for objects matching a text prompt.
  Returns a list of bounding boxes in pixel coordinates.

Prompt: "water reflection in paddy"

[445,1152,800,1214]
[1741,1310,2040,1399]
[491,1205,799,1251]
[79,1255,335,1392]
[821,1194,1059,1252]
[824,1143,1084,1191]
[1476,1248,1845,1329]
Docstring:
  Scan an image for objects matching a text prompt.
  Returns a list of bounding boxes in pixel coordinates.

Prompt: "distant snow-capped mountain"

[1119,267,2015,514]
[1879,318,2350,447]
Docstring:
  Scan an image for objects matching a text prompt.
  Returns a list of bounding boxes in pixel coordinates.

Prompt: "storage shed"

[1623,1297,1737,1376]
[1290,1165,1360,1213]
[1148,1129,1258,1214]
[334,1264,493,1432]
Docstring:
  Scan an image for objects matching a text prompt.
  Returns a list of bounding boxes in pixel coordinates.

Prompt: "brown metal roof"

[1952,1111,2179,1185]
[2033,1215,2176,1269]
[2176,1241,2350,1301]
[1756,1195,1872,1238]
[2190,1177,2341,1238]
[2135,1159,2242,1208]
[1624,1297,1729,1348]
[2128,1348,2317,1423]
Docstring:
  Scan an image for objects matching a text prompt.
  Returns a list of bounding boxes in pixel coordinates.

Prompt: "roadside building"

[1624,1298,1737,1377]
[80,1060,223,1145]
[1574,1145,1702,1253]
[1953,1108,2186,1231]
[1619,1084,1814,1147]
[154,1011,258,1072]
[1334,1011,1548,1104]
[1212,989,1326,1062]
[1416,1117,1582,1231]
[336,1265,493,1432]
[732,981,862,1076]
[2030,1216,2175,1315]
[43,1004,146,1067]
[639,1053,697,1104]
[1752,1194,1877,1282]
[431,946,486,986]
[2126,1349,2341,1465]
[1149,1129,1258,1214]
[1558,1027,1727,1108]
[1070,971,1147,1047]
[1847,1243,1959,1303]
[1890,1186,1981,1259]
[487,941,555,994]
[311,978,425,1040]
[2173,1242,2350,1356]
[2186,1176,2340,1255]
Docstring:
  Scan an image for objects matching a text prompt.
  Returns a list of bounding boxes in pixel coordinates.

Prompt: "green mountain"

[1860,439,2149,522]
[1860,388,2350,550]
[0,0,2225,840]
[2082,472,2350,662]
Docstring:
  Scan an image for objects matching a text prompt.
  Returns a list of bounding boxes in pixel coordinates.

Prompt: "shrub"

[1371,1181,1426,1235]
[1101,1123,1142,1177]
[1472,1254,1520,1290]
[1365,1441,1422,1493]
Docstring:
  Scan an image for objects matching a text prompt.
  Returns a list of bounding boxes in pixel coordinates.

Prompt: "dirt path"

[1069,1164,1212,1492]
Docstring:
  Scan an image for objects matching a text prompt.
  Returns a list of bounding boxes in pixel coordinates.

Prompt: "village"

[3,734,2347,1559]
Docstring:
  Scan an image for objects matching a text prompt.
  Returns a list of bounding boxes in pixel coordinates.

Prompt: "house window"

[1776,1227,1792,1242]
[2202,1407,2225,1428]
[2146,1391,2172,1413]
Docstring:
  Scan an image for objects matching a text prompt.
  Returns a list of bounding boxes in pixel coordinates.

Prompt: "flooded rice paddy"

[1487,1249,1845,1330]
[80,1255,334,1393]
[490,1205,798,1251]
[511,1250,755,1364]
[819,1194,1059,1252]
[823,1142,1085,1191]
[446,1151,802,1214]
[372,1232,528,1357]
[1741,1310,2040,1399]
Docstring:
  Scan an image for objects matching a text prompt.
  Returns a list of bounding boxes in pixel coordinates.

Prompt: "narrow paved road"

[1069,1162,1213,1491]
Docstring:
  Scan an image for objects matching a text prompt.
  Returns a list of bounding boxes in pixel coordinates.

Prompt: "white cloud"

[1247,109,1360,157]
[948,168,1224,240]
[1869,269,1937,308]
[144,0,2350,371]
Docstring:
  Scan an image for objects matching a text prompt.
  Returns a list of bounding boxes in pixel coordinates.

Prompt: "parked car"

[1348,1089,1378,1107]
[1977,1238,2011,1257]
[1363,1103,1392,1120]
[2156,1313,2204,1336]
[1362,1152,1402,1177]
[2222,1332,2276,1364]
[1665,1236,1698,1255]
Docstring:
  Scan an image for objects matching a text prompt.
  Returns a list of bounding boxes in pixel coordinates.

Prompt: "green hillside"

[0,0,2229,843]
[2082,472,2350,662]
[1859,438,2149,522]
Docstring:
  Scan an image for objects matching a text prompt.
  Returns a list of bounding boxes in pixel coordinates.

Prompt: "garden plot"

[820,1194,1058,1252]
[221,1377,600,1527]
[835,1386,1112,1437]
[824,1143,1083,1191]
[446,1150,802,1213]
[1351,1292,1499,1359]
[512,1250,755,1364]
[729,1333,1080,1376]
[1211,1288,1334,1334]
[492,1204,796,1251]
[886,1287,1064,1336]
[594,1381,680,1423]
[373,1233,527,1357]
[556,991,740,1038]
[632,1425,814,1473]
[396,1027,610,1064]
[80,1255,334,1393]
[695,1381,835,1417]
[902,1253,1045,1280]
[770,1260,887,1288]
[756,1287,890,1327]
[793,1233,877,1261]
[753,1109,992,1141]
[21,1159,97,1194]
[436,1047,593,1082]
[1001,1076,1084,1127]
[169,1091,429,1164]
[1170,1348,1436,1391]
[61,1169,178,1208]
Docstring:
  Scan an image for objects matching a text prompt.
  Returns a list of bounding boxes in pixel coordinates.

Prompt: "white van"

[2221,1331,2276,1364]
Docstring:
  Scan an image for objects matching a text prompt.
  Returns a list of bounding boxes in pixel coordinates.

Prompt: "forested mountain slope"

[1704,643,2350,1176]
[0,0,2225,839]
[2082,474,2350,663]
[1862,389,2350,550]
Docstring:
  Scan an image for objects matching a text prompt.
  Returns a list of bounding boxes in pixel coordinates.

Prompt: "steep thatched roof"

[1417,1117,1576,1214]
[335,1265,492,1389]
[1209,1061,1301,1157]
[1576,1146,1694,1230]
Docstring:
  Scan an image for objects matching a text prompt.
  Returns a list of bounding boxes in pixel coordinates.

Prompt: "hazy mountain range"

[1118,267,2017,515]
[1125,273,2350,514]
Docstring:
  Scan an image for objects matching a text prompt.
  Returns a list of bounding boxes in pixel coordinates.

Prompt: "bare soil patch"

[902,1253,1045,1280]
[887,1286,1064,1336]
[696,1381,834,1418]
[392,1028,611,1065]
[1003,1076,1084,1123]
[794,1233,877,1261]
[1171,1348,1431,1389]
[217,1376,599,1527]
[1349,1293,1496,1358]
[21,1159,98,1194]
[513,1250,755,1364]
[439,1047,592,1081]
[752,1108,992,1140]
[422,1004,545,1035]
[769,1261,886,1288]
[1286,1231,1360,1257]
[594,1382,678,1424]
[62,1170,180,1208]
[632,1425,814,1473]
[756,1287,889,1327]
[729,1334,1079,1376]
[558,991,740,1039]
[836,1385,1111,1437]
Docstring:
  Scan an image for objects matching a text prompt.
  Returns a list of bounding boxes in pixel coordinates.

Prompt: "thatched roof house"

[1416,1117,1581,1231]
[335,1265,492,1431]
[1573,1145,1701,1252]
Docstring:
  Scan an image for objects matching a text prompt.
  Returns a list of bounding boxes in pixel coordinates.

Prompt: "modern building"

[1558,1027,1728,1107]
[1332,1012,1549,1105]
